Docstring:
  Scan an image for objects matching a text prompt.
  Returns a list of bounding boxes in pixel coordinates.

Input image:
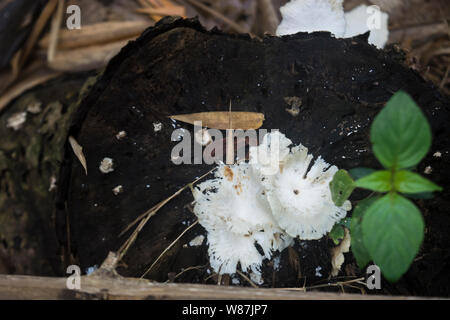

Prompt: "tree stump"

[2,17,449,296]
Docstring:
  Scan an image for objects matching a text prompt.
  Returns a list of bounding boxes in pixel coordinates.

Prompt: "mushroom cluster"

[192,131,351,276]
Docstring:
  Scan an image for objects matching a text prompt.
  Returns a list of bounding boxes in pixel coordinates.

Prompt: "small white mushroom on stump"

[99,157,114,174]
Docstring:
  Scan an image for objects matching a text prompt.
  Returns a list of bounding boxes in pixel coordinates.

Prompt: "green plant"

[329,91,442,282]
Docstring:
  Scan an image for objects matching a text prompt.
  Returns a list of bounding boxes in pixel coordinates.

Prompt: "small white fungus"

[315,266,323,277]
[6,112,27,131]
[113,185,124,195]
[99,157,114,174]
[189,235,205,247]
[116,130,127,140]
[153,122,163,132]
[27,102,42,114]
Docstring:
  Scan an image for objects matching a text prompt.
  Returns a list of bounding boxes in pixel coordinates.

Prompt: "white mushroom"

[249,130,292,177]
[276,0,346,38]
[115,130,127,140]
[193,164,292,275]
[112,185,124,195]
[276,0,389,49]
[99,157,114,174]
[254,139,351,240]
[343,4,389,49]
[153,122,163,132]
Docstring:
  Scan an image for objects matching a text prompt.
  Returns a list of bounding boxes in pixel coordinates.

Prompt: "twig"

[0,67,61,113]
[440,64,450,89]
[114,167,215,268]
[47,38,132,72]
[119,167,215,236]
[256,0,280,35]
[236,270,258,289]
[283,277,366,291]
[47,0,65,62]
[15,0,59,75]
[165,265,207,283]
[181,0,257,37]
[141,220,199,278]
[39,21,152,50]
[226,100,233,164]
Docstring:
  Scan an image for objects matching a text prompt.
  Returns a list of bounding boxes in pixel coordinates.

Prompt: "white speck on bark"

[113,185,124,195]
[6,112,27,131]
[99,157,114,173]
[189,235,205,247]
[116,131,127,140]
[153,122,163,132]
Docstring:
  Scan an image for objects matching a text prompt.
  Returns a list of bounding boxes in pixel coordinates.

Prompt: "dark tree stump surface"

[60,17,450,296]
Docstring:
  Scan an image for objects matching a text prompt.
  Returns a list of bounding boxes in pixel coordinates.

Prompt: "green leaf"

[394,170,443,194]
[362,193,424,282]
[329,224,345,245]
[349,167,376,180]
[371,91,432,170]
[339,217,351,229]
[330,170,355,206]
[350,197,378,269]
[354,170,392,192]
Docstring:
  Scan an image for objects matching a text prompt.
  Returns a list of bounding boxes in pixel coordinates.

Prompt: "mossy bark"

[0,73,95,275]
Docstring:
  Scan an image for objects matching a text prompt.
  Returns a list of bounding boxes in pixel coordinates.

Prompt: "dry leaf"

[0,67,61,112]
[47,39,131,72]
[330,228,351,277]
[68,136,88,175]
[16,0,59,74]
[137,0,186,21]
[169,111,265,130]
[39,21,152,50]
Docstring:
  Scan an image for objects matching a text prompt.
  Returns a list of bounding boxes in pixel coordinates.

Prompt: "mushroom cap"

[249,130,292,177]
[276,0,346,38]
[193,164,292,275]
[262,144,351,239]
[344,4,389,49]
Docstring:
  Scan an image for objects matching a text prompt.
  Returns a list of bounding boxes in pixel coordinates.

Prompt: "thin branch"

[236,270,258,289]
[165,265,207,283]
[181,0,258,38]
[119,167,215,236]
[47,0,65,62]
[141,220,199,278]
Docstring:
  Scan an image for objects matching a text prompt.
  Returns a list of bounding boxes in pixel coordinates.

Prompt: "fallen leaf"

[169,111,265,130]
[68,136,88,175]
[330,228,351,277]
